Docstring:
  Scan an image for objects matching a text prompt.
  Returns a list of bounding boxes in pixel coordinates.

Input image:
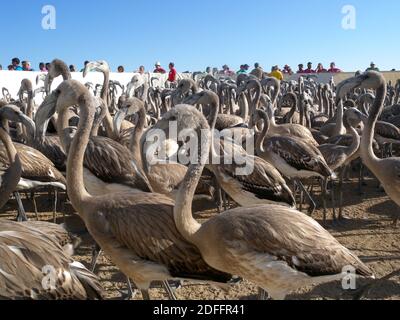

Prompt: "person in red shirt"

[154,62,166,74]
[282,64,293,75]
[168,62,177,82]
[328,62,342,73]
[316,63,328,73]
[296,64,304,73]
[304,62,316,74]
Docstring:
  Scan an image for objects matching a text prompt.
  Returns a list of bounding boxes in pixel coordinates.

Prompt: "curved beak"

[113,107,128,136]
[336,74,368,100]
[83,62,100,78]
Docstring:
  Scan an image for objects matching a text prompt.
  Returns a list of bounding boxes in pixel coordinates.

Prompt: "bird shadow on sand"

[316,217,377,234]
[367,200,399,220]
[240,278,400,300]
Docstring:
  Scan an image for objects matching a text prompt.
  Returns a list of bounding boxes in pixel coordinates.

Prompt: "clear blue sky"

[1,0,398,72]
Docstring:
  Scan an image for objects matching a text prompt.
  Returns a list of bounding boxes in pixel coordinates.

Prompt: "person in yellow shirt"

[269,65,284,80]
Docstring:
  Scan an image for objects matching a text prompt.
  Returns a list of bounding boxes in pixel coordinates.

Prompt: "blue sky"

[1,0,398,72]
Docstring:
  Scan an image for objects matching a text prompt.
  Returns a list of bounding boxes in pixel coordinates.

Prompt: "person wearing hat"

[328,62,341,73]
[282,65,293,75]
[154,62,166,74]
[304,62,316,74]
[269,65,284,80]
[296,64,305,74]
[236,64,249,75]
[316,63,327,73]
[366,62,379,72]
[220,64,234,76]
[168,62,177,82]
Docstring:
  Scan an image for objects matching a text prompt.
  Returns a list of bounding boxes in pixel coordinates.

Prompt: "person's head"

[330,62,336,68]
[169,62,175,70]
[46,62,51,70]
[254,62,260,69]
[307,62,312,69]
[22,61,31,70]
[117,66,124,73]
[0,65,2,71]
[12,58,20,66]
[138,65,145,73]
[370,62,376,68]
[243,64,249,70]
[317,63,323,69]
[298,64,304,70]
[272,65,278,71]
[69,65,76,72]
[84,61,89,66]
[155,62,161,68]
[206,66,211,73]
[222,64,229,70]
[8,65,14,70]
[39,62,45,70]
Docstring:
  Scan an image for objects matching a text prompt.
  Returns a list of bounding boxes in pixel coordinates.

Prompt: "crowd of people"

[1,57,394,83]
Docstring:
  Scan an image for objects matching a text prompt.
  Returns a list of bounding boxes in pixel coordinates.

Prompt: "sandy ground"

[1,174,399,300]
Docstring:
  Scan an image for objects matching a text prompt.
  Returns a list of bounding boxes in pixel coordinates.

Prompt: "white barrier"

[0,71,193,104]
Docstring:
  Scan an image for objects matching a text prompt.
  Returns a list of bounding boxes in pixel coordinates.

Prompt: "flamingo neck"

[129,104,146,170]
[174,126,209,244]
[66,93,94,216]
[0,127,21,209]
[100,70,115,139]
[344,117,360,158]
[255,112,270,157]
[334,102,344,136]
[361,83,386,167]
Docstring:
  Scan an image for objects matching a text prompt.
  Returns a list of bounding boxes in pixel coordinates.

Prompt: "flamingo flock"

[1,59,399,300]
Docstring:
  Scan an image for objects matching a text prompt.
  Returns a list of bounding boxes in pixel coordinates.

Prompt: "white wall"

[0,71,191,104]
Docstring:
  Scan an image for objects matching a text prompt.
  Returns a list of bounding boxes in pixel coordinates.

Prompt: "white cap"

[155,61,161,66]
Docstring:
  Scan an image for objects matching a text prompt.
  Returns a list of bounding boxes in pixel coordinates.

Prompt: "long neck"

[272,83,280,107]
[100,70,115,139]
[361,83,386,167]
[66,94,94,215]
[334,101,344,136]
[239,93,249,123]
[101,70,110,105]
[286,93,297,122]
[26,91,34,119]
[57,107,75,153]
[129,104,146,170]
[255,112,270,157]
[0,127,21,209]
[1,118,10,133]
[344,116,360,158]
[249,83,261,128]
[174,125,209,244]
[91,103,107,137]
[298,93,305,126]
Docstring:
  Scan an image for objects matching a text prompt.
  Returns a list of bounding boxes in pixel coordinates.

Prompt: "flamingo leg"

[90,244,102,272]
[14,192,28,222]
[162,281,178,300]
